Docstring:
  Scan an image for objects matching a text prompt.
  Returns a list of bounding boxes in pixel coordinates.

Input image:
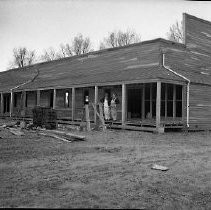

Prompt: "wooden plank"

[10,91,14,117]
[110,124,157,132]
[72,87,75,121]
[92,103,106,131]
[142,84,145,119]
[156,81,161,128]
[94,86,98,123]
[53,89,56,109]
[85,104,91,131]
[122,83,126,125]
[0,93,3,115]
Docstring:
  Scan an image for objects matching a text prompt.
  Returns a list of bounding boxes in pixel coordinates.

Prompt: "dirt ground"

[0,123,211,209]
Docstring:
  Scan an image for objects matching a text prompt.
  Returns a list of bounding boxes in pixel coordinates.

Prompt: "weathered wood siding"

[189,84,211,129]
[185,13,211,57]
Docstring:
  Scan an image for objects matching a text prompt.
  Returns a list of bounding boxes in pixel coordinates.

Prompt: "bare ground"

[0,124,211,209]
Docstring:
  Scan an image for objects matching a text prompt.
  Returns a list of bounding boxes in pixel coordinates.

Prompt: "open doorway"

[3,94,10,113]
[127,87,142,119]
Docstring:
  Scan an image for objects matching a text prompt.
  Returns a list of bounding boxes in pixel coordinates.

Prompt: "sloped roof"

[0,38,186,92]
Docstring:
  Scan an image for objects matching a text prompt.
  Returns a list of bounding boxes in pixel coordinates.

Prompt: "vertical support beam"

[21,91,26,117]
[53,89,56,109]
[142,84,145,120]
[1,93,3,115]
[173,84,176,119]
[94,86,98,123]
[72,87,75,121]
[10,91,14,117]
[156,81,161,129]
[85,104,91,131]
[150,83,152,116]
[182,85,185,123]
[165,83,167,119]
[122,83,126,125]
[37,90,40,106]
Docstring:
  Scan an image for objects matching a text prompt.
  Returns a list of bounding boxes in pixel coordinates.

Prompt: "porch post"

[37,90,40,106]
[156,81,163,132]
[142,84,145,120]
[10,91,14,117]
[165,84,167,119]
[53,89,56,109]
[173,84,176,119]
[94,86,98,123]
[122,83,126,125]
[150,83,152,116]
[182,85,185,123]
[22,91,26,117]
[1,93,3,115]
[72,87,75,121]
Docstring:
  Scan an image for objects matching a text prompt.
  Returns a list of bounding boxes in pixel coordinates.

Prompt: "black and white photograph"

[0,0,211,209]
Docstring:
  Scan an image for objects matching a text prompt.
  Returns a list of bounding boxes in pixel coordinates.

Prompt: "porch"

[0,80,186,132]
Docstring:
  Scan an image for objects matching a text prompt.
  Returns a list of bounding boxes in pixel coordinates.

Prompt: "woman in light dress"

[100,93,111,120]
[110,93,119,121]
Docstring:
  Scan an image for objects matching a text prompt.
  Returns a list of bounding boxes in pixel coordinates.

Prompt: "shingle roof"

[0,38,188,92]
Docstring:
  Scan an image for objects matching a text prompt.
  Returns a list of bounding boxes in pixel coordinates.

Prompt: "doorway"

[127,88,142,119]
[3,94,10,113]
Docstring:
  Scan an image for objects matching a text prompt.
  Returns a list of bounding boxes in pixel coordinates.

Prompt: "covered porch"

[0,80,186,132]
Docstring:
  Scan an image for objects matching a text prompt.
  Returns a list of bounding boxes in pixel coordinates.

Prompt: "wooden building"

[1,13,211,132]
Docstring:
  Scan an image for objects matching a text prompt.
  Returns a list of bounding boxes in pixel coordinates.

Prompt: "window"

[160,83,183,118]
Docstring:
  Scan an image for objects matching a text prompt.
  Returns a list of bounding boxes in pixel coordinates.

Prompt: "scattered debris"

[8,128,25,136]
[151,164,169,171]
[50,130,85,141]
[0,121,18,128]
[0,119,86,142]
[20,121,26,129]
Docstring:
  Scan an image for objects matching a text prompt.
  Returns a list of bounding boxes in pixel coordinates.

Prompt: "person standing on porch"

[100,92,111,121]
[110,93,119,121]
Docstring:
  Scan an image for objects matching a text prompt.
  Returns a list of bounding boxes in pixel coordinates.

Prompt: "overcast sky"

[1,0,211,72]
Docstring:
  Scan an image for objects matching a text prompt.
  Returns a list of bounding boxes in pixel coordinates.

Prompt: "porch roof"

[0,64,186,92]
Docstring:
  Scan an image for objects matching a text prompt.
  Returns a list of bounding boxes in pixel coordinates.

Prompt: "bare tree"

[10,47,36,68]
[41,34,92,62]
[58,43,73,58]
[40,47,61,61]
[72,34,93,55]
[99,29,141,49]
[167,21,183,43]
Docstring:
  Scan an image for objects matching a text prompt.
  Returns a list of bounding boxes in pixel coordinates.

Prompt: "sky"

[1,0,211,72]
